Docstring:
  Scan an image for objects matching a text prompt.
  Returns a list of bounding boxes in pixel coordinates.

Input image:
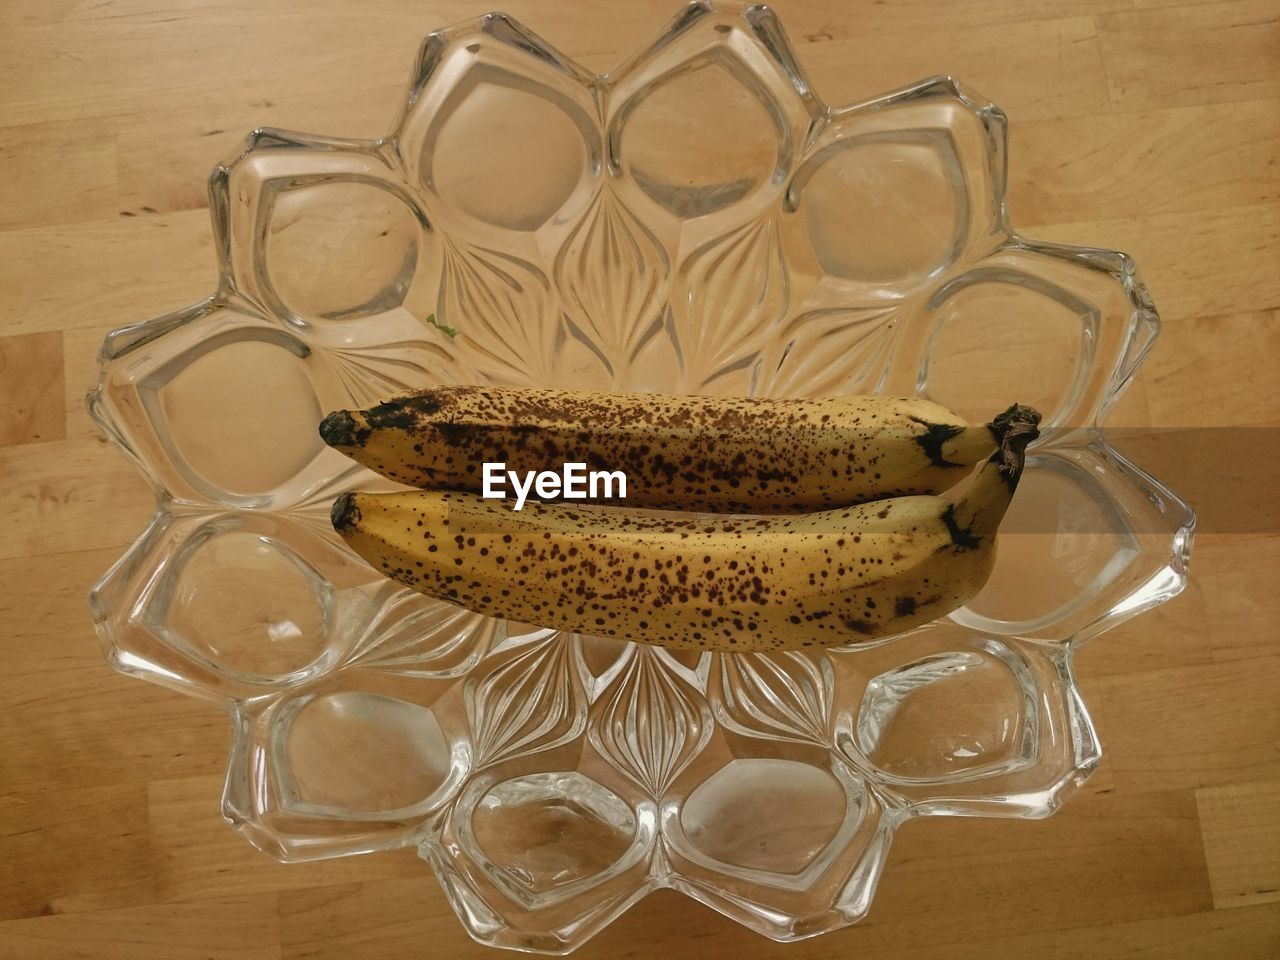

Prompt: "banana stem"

[946,404,1041,546]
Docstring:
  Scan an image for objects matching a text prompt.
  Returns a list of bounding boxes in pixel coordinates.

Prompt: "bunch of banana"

[322,387,1039,652]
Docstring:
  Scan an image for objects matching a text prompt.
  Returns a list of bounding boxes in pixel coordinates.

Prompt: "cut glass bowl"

[88,2,1195,953]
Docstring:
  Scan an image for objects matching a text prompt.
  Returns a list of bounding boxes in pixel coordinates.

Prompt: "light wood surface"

[1,1,1277,957]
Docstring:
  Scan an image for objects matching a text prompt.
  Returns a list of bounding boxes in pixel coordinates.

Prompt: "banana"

[320,387,1023,513]
[330,406,1040,652]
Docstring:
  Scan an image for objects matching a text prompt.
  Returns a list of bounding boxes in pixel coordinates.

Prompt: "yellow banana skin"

[320,387,1015,514]
[330,407,1039,652]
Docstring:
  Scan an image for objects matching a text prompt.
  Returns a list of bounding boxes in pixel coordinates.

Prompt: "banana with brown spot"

[330,406,1040,652]
[320,386,1028,513]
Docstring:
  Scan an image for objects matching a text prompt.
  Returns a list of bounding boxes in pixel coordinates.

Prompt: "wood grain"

[1007,99,1280,224]
[1096,0,1280,111]
[0,333,65,446]
[796,16,1115,121]
[0,119,119,231]
[1096,653,1280,793]
[1029,203,1280,324]
[0,0,1277,957]
[1196,780,1280,909]
[0,897,282,960]
[0,212,215,338]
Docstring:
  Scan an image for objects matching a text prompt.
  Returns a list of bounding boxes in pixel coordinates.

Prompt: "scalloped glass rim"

[87,1,1195,953]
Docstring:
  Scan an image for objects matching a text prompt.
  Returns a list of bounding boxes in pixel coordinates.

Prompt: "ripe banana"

[320,387,1022,513]
[330,406,1039,652]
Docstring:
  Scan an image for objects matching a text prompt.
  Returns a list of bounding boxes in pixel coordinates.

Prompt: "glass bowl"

[88,1,1195,953]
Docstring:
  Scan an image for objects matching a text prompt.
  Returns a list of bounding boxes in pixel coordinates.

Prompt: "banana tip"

[319,410,364,449]
[331,492,361,533]
[989,404,1041,491]
[990,403,1042,446]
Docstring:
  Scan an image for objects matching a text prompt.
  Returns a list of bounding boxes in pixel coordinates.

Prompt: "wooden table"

[1,1,1277,957]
